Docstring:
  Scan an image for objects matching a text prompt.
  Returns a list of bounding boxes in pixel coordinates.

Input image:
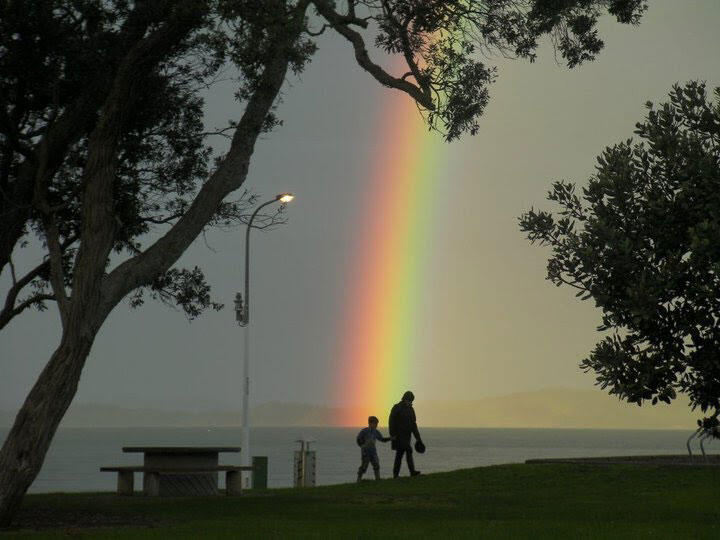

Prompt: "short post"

[226,470,243,495]
[252,456,268,489]
[293,439,316,487]
[117,471,134,495]
[143,472,160,496]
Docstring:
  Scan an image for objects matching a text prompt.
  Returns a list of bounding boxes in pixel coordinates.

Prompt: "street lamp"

[234,193,294,488]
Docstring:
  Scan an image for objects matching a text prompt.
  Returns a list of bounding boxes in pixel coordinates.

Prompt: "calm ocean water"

[0,427,708,493]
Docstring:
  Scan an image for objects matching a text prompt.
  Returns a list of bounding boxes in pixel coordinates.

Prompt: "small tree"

[1,0,646,525]
[520,82,720,427]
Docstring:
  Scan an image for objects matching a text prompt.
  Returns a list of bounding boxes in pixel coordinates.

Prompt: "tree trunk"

[0,4,305,527]
[0,321,100,527]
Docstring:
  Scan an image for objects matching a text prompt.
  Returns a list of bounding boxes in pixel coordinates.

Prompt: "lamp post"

[234,193,294,488]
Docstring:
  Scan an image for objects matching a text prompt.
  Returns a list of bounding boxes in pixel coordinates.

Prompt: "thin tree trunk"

[0,320,102,526]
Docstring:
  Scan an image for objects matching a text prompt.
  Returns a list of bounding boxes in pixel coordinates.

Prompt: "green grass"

[6,464,720,538]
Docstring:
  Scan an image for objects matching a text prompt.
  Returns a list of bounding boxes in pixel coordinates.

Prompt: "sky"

[2,1,720,422]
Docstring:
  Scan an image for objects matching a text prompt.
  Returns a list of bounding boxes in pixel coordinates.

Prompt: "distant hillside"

[416,388,695,430]
[0,388,698,429]
[0,402,347,428]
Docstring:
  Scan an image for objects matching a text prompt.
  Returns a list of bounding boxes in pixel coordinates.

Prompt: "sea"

[0,427,708,493]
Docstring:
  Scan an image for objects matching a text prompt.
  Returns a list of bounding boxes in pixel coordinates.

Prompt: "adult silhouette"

[388,391,424,477]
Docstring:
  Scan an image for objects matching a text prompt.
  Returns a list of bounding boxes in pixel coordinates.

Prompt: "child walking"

[356,416,392,482]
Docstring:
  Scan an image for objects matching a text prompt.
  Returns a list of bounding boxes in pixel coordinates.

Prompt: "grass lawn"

[5,463,720,538]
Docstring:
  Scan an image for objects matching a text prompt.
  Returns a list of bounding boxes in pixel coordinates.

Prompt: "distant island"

[0,388,696,429]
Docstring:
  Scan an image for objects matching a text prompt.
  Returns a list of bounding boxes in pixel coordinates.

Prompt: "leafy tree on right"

[520,82,720,428]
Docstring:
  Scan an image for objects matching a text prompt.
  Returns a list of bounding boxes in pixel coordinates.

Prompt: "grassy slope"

[6,464,720,539]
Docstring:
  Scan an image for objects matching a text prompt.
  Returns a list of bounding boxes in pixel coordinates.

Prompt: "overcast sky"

[2,1,720,418]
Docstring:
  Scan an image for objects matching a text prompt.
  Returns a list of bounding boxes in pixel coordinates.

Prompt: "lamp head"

[277,193,294,203]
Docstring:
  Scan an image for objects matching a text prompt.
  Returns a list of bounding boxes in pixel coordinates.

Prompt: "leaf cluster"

[520,82,720,423]
[0,0,309,322]
[359,0,647,140]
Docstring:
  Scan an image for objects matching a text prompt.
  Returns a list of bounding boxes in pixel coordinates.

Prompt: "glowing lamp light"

[277,193,294,203]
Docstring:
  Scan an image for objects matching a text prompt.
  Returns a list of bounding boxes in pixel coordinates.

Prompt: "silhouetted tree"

[520,82,720,428]
[0,0,646,525]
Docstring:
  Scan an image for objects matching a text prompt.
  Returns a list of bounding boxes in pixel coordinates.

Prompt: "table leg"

[143,472,160,496]
[117,471,134,495]
[226,471,242,495]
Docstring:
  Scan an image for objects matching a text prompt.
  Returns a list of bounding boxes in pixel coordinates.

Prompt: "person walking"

[388,390,424,478]
[355,415,392,482]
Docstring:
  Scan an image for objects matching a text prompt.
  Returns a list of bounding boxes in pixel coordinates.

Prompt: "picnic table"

[101,446,251,496]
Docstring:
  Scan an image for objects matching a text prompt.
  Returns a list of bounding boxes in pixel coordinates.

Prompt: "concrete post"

[143,472,160,496]
[226,471,243,495]
[252,456,268,489]
[117,471,134,495]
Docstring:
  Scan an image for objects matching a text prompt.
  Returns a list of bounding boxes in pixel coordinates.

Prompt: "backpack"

[356,430,365,447]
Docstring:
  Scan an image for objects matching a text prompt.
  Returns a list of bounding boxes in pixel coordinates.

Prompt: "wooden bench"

[100,465,254,496]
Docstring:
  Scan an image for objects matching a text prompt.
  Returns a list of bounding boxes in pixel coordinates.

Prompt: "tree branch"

[312,0,434,110]
[380,0,430,98]
[70,1,208,323]
[0,293,55,331]
[0,232,76,329]
[102,5,309,308]
[43,216,70,328]
[201,125,236,139]
[7,255,17,285]
[1,260,48,331]
[141,212,185,225]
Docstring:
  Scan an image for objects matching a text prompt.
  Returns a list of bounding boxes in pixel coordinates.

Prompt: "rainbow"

[333,86,446,425]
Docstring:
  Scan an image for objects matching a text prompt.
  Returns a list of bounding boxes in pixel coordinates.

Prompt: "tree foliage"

[0,0,647,331]
[520,82,720,424]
